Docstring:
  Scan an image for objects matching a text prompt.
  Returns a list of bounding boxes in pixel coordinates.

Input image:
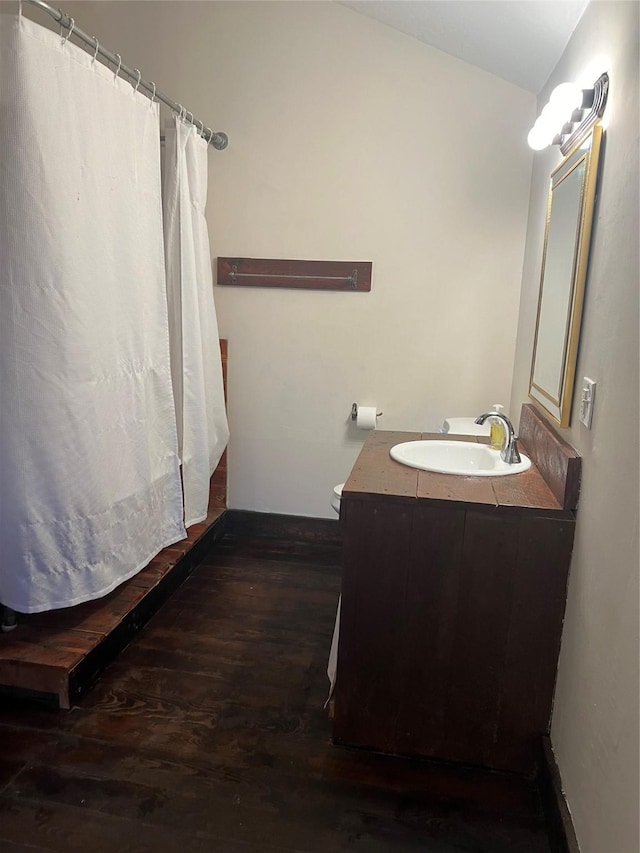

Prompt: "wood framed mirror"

[529,123,603,427]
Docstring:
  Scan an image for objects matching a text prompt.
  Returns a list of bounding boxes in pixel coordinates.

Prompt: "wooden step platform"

[0,509,227,710]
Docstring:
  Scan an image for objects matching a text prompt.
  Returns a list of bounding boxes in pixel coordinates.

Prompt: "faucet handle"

[505,434,522,464]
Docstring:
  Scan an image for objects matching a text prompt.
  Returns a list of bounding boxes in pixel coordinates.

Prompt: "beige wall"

[55,0,534,517]
[510,2,639,851]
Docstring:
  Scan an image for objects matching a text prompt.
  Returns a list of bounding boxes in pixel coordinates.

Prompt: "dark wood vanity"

[332,405,580,775]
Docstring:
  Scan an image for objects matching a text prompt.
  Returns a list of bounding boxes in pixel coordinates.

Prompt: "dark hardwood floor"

[0,525,552,852]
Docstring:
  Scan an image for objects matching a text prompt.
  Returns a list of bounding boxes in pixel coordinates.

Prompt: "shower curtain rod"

[24,0,229,150]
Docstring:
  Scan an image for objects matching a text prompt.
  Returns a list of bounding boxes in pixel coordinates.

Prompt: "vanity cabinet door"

[394,503,466,757]
[333,497,413,753]
[438,510,521,767]
[484,512,575,772]
[397,508,573,773]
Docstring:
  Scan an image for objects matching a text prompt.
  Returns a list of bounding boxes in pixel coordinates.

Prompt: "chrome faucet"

[474,411,522,465]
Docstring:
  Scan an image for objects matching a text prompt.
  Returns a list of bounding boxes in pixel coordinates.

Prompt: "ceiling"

[340,1,589,93]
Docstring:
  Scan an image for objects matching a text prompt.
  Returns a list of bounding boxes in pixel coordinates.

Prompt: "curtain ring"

[61,16,74,45]
[206,127,214,144]
[91,36,99,62]
[196,119,204,136]
[175,103,184,120]
[185,110,194,125]
[149,81,156,103]
[113,53,122,80]
[133,69,142,92]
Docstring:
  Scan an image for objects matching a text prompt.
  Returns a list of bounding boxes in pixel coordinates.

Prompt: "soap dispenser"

[489,404,505,451]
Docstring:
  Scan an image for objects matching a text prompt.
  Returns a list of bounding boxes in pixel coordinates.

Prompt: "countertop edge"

[343,430,568,515]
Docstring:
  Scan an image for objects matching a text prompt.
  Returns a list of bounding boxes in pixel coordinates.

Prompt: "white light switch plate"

[579,377,596,428]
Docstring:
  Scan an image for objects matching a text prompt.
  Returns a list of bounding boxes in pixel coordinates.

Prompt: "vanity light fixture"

[527,72,609,154]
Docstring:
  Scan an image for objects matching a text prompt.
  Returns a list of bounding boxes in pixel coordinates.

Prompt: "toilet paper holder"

[351,403,383,421]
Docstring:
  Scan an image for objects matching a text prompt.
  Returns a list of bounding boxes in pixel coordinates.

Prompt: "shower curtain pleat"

[163,118,229,527]
[0,14,186,613]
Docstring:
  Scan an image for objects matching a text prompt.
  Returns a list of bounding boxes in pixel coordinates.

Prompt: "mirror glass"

[529,125,603,427]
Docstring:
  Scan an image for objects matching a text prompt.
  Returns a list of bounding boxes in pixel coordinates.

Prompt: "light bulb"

[549,82,582,114]
[540,101,566,128]
[527,124,551,151]
[533,104,564,145]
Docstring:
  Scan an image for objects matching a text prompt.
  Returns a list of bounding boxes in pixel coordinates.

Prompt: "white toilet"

[330,483,344,516]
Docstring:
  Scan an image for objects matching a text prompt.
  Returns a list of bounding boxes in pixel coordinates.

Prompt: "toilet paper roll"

[356,406,378,430]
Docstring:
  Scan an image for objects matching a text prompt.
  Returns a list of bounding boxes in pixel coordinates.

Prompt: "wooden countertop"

[343,430,568,514]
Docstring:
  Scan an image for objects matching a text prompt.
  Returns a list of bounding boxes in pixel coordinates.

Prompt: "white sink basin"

[390,440,531,477]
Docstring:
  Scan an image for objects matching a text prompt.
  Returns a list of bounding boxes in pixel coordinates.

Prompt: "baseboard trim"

[225,509,343,546]
[537,736,580,853]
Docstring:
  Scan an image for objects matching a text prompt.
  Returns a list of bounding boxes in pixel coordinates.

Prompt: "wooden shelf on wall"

[217,257,372,292]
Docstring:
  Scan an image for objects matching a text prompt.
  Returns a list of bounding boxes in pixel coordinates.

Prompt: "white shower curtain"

[0,14,186,612]
[163,117,229,527]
